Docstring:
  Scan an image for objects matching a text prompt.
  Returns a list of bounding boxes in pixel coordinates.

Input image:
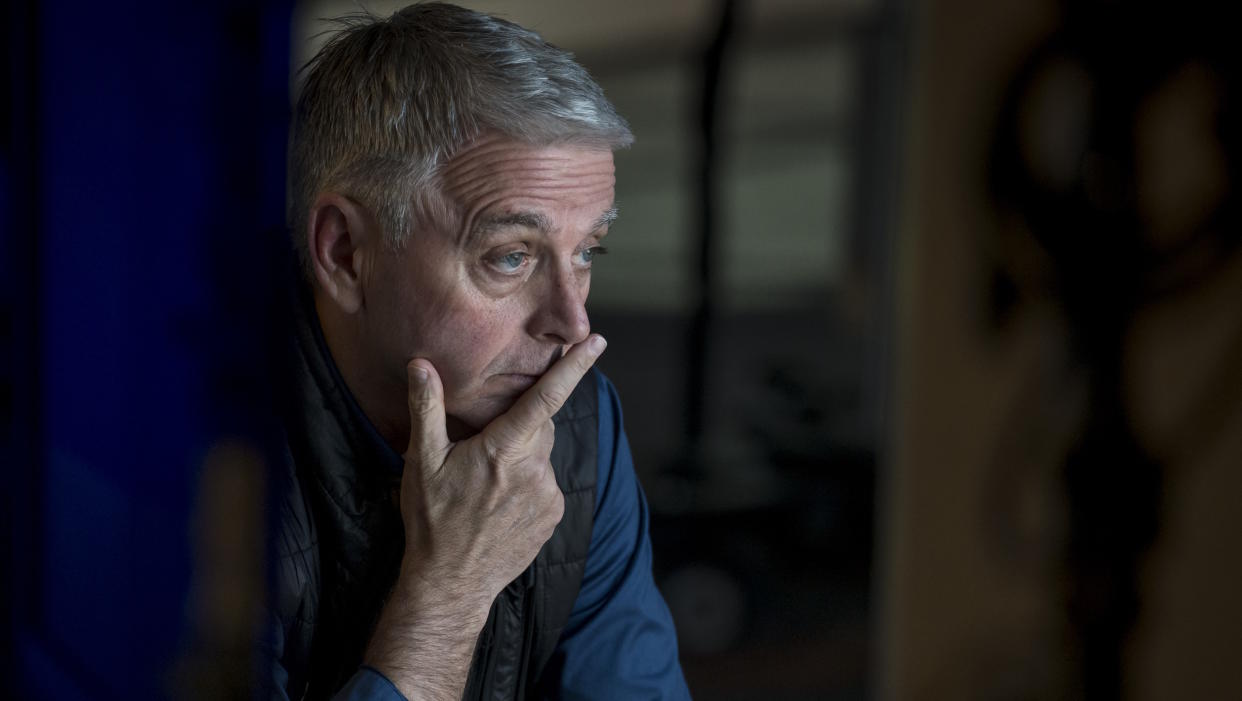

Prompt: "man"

[270,3,690,700]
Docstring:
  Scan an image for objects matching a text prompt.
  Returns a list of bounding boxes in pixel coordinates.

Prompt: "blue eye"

[491,251,529,274]
[578,246,608,266]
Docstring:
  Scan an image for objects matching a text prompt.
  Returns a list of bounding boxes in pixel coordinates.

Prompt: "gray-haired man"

[271,3,690,699]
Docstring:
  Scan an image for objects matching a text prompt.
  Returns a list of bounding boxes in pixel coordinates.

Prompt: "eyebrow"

[473,211,553,239]
[591,206,619,232]
[468,206,619,245]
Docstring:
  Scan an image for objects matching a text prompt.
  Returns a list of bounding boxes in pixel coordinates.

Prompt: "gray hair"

[289,2,633,274]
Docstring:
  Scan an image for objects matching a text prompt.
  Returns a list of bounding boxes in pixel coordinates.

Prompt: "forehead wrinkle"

[451,175,616,200]
[449,171,615,240]
[438,142,615,199]
[447,164,616,197]
[441,146,616,191]
[438,141,617,249]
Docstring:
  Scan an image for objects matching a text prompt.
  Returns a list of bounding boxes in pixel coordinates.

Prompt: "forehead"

[438,136,616,239]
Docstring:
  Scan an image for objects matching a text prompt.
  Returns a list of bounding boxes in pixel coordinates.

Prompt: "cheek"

[425,301,516,382]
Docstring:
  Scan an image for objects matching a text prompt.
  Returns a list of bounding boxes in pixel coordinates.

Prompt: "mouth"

[491,372,540,394]
[486,348,568,392]
[488,350,562,395]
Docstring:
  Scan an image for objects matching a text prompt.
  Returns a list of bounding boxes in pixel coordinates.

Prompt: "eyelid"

[572,244,607,268]
[482,240,530,259]
[483,246,535,276]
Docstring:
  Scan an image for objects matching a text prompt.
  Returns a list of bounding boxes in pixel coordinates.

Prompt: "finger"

[405,358,451,469]
[533,418,556,456]
[489,334,606,443]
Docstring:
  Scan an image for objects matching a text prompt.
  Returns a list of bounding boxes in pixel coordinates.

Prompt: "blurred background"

[3,0,1239,699]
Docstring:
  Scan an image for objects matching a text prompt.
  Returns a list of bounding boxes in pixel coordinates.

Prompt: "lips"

[490,372,540,394]
[487,348,563,394]
[508,349,564,378]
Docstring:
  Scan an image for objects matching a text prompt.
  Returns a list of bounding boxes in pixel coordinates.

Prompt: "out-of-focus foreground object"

[879,0,1240,699]
[2,3,292,699]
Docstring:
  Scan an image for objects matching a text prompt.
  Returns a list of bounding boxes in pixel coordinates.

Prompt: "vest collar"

[290,280,404,480]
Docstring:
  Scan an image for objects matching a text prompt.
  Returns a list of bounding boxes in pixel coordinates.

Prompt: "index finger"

[487,334,607,443]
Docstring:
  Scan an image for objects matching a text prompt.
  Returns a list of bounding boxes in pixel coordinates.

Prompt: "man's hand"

[364,334,607,701]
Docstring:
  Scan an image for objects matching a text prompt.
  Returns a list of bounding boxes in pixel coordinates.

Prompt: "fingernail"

[410,364,429,384]
[588,335,607,356]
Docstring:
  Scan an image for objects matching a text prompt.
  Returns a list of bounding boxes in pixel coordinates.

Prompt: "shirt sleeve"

[264,611,405,701]
[330,667,408,701]
[541,370,691,699]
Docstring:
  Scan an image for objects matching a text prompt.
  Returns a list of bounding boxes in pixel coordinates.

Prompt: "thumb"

[405,358,450,470]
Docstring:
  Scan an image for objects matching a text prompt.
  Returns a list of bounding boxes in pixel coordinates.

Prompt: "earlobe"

[307,193,369,314]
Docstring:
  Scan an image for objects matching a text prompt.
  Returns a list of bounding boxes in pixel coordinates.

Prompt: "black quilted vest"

[273,292,598,700]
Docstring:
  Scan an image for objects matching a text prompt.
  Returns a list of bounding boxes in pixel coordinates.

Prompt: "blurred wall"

[880,0,1242,698]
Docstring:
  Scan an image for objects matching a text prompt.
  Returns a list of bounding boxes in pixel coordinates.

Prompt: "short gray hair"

[289,2,633,274]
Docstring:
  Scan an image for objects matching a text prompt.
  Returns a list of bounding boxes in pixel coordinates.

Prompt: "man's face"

[363,136,616,435]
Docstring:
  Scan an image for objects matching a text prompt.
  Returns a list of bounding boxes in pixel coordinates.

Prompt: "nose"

[528,262,590,346]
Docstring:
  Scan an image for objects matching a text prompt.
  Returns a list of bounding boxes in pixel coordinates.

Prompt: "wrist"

[361,558,494,701]
[391,558,494,628]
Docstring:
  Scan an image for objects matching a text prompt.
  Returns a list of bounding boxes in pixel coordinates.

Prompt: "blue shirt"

[331,370,690,700]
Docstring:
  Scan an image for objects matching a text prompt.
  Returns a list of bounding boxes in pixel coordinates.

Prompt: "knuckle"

[575,349,595,374]
[504,457,531,483]
[521,457,550,486]
[481,435,515,469]
[513,460,548,494]
[548,489,565,523]
[535,385,563,415]
[540,467,563,499]
[537,420,556,452]
[407,394,436,422]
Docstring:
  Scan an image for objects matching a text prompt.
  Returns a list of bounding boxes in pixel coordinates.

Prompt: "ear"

[306,192,374,314]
